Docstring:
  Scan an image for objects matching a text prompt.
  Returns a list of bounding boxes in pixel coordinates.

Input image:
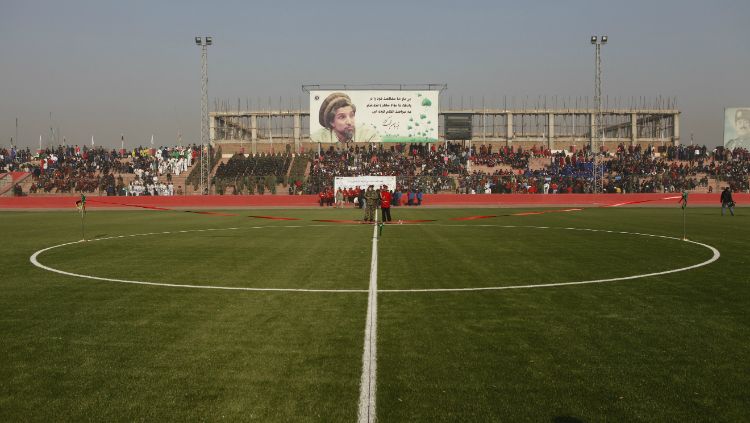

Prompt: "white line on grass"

[358,216,379,423]
[378,225,721,292]
[28,227,368,293]
[29,224,720,294]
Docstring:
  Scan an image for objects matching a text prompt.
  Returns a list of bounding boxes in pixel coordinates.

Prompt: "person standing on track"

[335,188,344,208]
[380,185,392,223]
[721,187,735,216]
[364,185,378,222]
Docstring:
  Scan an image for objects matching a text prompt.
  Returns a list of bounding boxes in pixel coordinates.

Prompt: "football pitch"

[1,206,748,422]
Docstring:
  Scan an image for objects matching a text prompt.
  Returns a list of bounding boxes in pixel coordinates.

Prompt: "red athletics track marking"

[512,208,583,216]
[87,199,173,211]
[248,215,302,221]
[312,219,436,224]
[87,199,241,216]
[449,210,582,219]
[191,211,239,216]
[449,215,497,221]
[600,195,681,208]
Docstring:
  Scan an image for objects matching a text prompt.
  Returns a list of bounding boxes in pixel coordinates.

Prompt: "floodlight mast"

[195,36,212,194]
[591,35,607,193]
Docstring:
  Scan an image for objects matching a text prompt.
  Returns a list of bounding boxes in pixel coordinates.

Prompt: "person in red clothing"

[380,185,392,222]
[318,190,326,207]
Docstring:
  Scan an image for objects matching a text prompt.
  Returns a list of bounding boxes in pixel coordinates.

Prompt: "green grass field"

[1,206,748,422]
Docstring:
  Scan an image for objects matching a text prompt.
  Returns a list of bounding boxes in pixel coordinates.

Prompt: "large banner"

[334,176,397,193]
[724,108,750,150]
[310,90,439,144]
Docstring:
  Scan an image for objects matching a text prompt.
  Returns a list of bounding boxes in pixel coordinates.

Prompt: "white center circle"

[29,225,720,293]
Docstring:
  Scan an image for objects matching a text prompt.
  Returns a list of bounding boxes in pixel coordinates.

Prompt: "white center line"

[358,216,379,423]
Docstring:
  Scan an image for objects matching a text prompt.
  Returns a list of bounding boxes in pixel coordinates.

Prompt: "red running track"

[0,193,744,209]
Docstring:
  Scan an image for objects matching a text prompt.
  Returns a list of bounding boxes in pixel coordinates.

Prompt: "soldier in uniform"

[364,185,379,222]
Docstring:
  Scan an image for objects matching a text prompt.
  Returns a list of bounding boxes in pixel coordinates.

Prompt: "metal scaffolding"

[591,35,607,193]
[195,36,212,195]
[207,87,680,166]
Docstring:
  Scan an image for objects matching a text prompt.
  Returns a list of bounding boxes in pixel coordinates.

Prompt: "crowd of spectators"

[4,141,749,196]
[1,146,35,173]
[213,152,292,195]
[304,143,467,194]
[470,143,553,169]
[1,144,198,195]
[305,142,749,195]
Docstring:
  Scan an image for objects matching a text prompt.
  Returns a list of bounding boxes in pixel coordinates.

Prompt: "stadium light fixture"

[590,34,608,192]
[195,35,212,194]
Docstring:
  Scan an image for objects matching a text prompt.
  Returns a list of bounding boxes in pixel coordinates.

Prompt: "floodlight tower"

[591,35,607,193]
[195,36,212,194]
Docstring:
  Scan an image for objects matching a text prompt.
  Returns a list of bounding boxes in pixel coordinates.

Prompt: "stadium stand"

[3,143,748,196]
[212,152,291,195]
[1,145,199,196]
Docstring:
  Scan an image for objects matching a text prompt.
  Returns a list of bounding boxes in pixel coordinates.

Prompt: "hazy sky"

[2,0,748,150]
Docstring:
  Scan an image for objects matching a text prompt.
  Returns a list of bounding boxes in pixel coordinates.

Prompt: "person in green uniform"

[364,185,379,222]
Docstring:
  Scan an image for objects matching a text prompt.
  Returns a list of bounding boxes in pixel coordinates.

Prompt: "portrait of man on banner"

[311,92,381,144]
[724,108,750,150]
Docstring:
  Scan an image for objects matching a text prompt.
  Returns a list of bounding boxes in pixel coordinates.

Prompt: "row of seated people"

[460,145,749,194]
[458,170,704,194]
[28,167,179,196]
[305,143,469,194]
[308,142,749,194]
[5,144,199,194]
[214,153,292,183]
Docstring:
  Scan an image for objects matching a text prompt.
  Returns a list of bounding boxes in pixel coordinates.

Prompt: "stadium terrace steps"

[0,172,32,197]
[286,156,295,181]
[0,174,10,196]
[21,168,195,197]
[527,157,552,169]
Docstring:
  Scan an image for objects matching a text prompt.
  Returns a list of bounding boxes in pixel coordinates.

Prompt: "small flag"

[679,191,688,209]
[76,194,87,215]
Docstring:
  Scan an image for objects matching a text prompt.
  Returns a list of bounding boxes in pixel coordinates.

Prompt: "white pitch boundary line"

[29,224,720,295]
[358,215,379,423]
[28,226,368,293]
[378,225,720,292]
